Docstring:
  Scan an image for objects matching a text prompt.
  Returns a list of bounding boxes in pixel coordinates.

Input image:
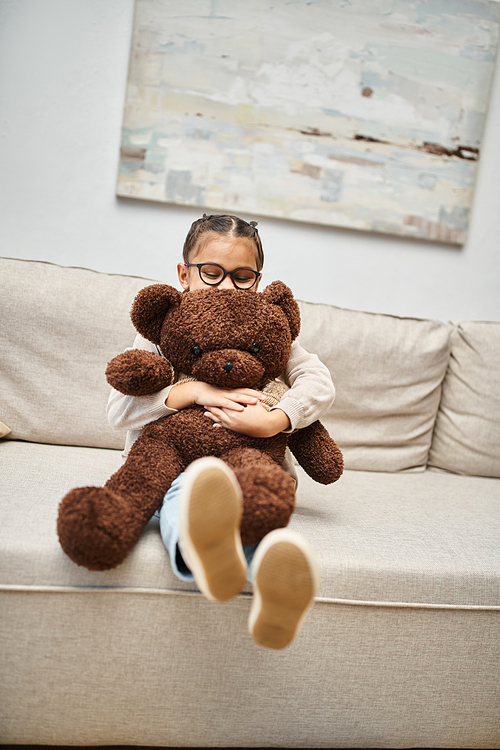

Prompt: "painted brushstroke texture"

[117,0,500,244]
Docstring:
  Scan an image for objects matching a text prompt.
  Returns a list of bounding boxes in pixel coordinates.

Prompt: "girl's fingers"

[205,395,259,411]
[225,388,265,403]
[204,407,223,421]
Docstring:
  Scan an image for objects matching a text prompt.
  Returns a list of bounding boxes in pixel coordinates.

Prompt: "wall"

[1,0,499,322]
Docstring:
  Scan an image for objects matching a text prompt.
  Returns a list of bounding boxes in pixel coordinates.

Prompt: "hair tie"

[249,220,258,230]
[201,213,211,222]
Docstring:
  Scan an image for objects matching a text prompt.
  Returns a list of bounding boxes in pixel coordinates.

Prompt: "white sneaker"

[249,528,320,650]
[179,457,247,602]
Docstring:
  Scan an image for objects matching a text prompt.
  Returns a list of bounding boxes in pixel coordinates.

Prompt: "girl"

[107,214,335,649]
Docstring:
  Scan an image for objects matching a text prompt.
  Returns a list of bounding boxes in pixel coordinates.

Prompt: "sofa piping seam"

[1,585,498,611]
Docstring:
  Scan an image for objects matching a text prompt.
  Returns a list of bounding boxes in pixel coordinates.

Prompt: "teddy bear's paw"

[57,487,142,571]
[106,349,174,396]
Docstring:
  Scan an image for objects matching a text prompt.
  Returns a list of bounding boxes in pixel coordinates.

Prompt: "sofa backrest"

[1,257,154,450]
[2,257,499,478]
[298,300,452,472]
[428,321,500,478]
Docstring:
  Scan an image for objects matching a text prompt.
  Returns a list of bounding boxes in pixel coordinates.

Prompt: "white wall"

[1,0,499,322]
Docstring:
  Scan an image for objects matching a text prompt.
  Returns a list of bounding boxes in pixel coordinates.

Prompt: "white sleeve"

[271,339,336,432]
[106,333,178,432]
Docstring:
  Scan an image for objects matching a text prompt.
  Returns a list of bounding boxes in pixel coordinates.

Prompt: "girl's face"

[177,234,261,292]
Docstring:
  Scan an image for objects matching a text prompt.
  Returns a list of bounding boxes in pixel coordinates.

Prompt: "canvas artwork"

[117,0,500,244]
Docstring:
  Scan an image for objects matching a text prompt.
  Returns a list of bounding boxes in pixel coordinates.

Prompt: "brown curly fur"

[57,281,343,571]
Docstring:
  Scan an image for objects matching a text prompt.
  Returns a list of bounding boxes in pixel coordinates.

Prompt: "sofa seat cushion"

[298,300,451,473]
[2,440,499,609]
[0,440,172,591]
[305,467,500,607]
[429,321,500,478]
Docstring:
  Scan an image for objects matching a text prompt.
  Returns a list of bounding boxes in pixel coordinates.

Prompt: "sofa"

[1,255,499,749]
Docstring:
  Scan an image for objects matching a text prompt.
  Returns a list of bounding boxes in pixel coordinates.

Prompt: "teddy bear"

[57,280,343,571]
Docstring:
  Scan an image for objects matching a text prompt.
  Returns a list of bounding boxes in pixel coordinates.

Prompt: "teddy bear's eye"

[191,345,202,356]
[248,343,260,354]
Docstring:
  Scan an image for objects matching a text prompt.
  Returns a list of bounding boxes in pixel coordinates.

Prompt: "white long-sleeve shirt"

[107,334,335,480]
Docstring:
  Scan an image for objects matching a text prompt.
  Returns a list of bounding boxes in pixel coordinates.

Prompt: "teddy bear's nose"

[223,361,234,373]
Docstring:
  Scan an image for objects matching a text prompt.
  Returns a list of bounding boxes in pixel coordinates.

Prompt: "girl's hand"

[204,403,291,438]
[165,380,265,412]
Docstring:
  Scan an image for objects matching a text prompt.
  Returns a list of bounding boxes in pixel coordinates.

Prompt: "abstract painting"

[117,0,500,244]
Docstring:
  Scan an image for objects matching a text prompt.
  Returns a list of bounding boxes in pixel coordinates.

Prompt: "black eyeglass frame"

[183,263,261,290]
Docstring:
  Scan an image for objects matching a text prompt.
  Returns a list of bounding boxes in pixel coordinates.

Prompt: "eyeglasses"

[183,263,261,290]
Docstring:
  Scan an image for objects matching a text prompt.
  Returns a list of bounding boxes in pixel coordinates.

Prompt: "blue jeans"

[158,473,258,583]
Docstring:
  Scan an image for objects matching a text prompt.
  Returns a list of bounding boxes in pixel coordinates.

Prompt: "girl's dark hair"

[182,214,264,271]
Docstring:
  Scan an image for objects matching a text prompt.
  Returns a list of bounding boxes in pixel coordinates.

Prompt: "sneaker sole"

[249,528,319,650]
[179,457,247,602]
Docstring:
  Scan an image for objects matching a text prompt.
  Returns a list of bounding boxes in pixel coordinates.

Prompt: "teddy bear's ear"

[261,280,301,340]
[130,284,183,344]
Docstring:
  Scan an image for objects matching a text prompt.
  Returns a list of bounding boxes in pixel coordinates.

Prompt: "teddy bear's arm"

[287,421,344,485]
[106,349,175,396]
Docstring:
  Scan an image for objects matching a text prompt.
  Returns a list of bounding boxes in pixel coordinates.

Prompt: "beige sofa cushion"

[429,321,500,478]
[1,257,155,449]
[298,301,451,472]
[2,439,500,607]
[1,257,452,466]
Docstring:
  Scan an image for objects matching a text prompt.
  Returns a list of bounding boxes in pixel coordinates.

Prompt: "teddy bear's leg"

[222,448,296,546]
[57,438,183,571]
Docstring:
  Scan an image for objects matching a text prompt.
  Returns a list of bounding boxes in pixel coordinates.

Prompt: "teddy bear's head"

[130,281,301,389]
